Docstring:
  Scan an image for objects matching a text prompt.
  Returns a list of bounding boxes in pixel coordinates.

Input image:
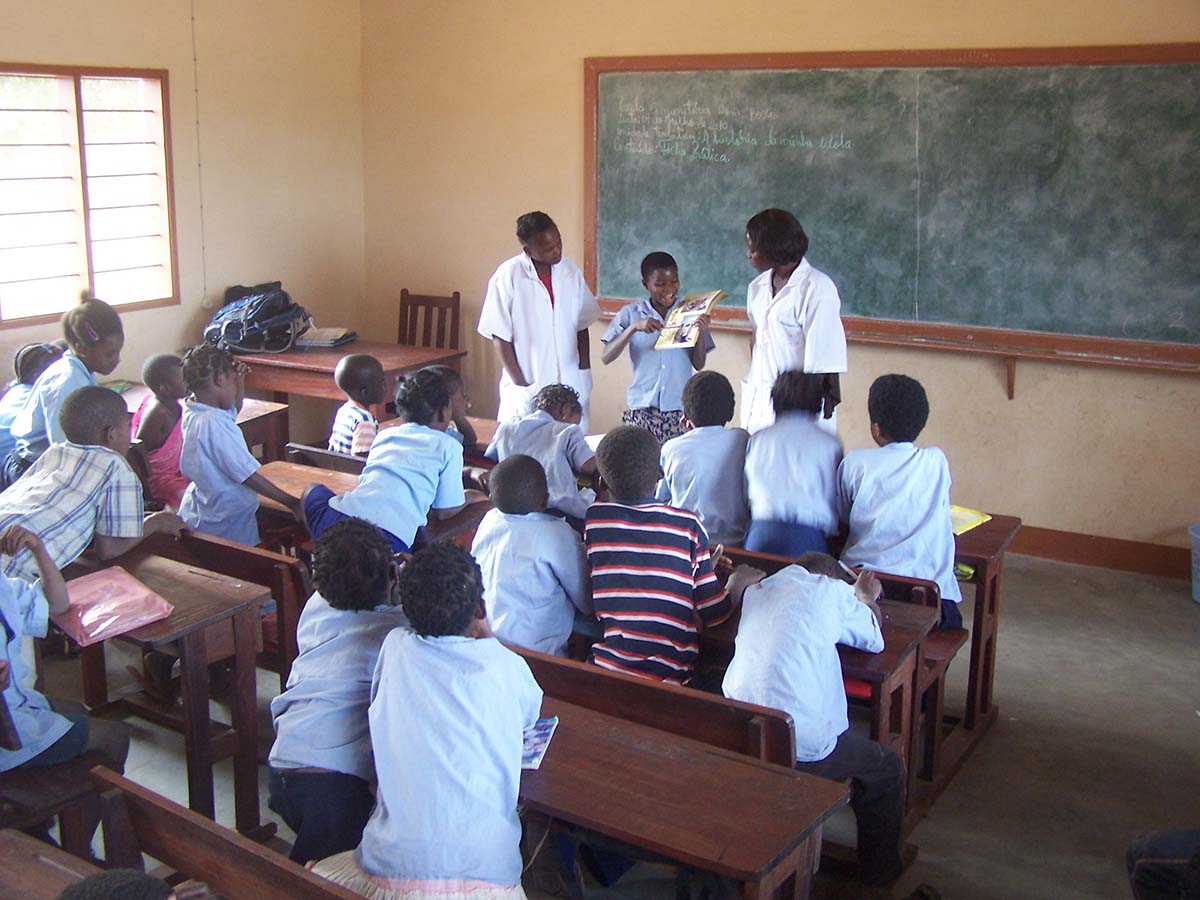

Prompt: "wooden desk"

[72,554,270,835]
[257,459,358,514]
[238,340,465,421]
[0,828,102,898]
[121,384,289,462]
[523,698,847,899]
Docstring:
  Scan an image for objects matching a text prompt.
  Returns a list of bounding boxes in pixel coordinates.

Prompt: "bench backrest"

[513,645,796,766]
[91,767,361,899]
[286,442,367,475]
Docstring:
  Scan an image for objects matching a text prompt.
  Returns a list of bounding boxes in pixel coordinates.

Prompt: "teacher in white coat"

[477,211,601,431]
[741,208,847,435]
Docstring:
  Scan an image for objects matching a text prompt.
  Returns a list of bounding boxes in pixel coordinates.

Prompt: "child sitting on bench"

[131,352,190,509]
[328,354,384,456]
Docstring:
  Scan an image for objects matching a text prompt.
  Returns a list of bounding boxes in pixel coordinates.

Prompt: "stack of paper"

[296,327,357,348]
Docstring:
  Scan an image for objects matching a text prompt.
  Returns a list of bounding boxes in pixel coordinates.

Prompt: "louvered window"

[0,65,179,326]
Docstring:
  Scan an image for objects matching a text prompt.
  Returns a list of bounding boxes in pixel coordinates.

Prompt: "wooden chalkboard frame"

[584,44,1200,378]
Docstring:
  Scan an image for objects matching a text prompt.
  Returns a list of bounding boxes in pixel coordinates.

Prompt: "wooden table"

[257,459,358,514]
[237,340,465,421]
[73,554,270,836]
[121,384,289,462]
[523,698,848,899]
[0,828,102,898]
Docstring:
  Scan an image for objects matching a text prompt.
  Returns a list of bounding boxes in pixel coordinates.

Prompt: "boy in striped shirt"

[585,425,757,686]
[328,354,384,455]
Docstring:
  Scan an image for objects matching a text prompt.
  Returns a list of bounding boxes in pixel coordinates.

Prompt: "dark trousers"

[1127,830,1200,900]
[794,733,904,887]
[268,767,375,865]
[939,598,963,630]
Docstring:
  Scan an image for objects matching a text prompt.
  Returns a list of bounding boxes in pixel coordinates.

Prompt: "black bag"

[203,282,311,353]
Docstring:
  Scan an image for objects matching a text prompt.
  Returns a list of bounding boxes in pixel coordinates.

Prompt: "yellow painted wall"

[1,0,365,437]
[360,0,1200,548]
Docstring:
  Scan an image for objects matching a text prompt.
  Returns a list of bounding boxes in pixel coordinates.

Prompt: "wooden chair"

[138,531,310,690]
[0,749,104,860]
[285,442,366,475]
[91,767,361,899]
[397,289,461,351]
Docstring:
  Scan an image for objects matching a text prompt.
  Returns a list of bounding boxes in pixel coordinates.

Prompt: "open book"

[653,290,727,350]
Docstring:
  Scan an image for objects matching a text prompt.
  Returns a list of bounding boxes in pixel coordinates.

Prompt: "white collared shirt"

[269,592,409,781]
[485,410,595,519]
[745,411,843,535]
[179,400,262,546]
[332,423,466,547]
[838,442,961,603]
[722,566,883,763]
[741,260,847,433]
[477,252,601,428]
[356,630,542,884]
[601,297,715,411]
[657,425,749,545]
[471,509,591,656]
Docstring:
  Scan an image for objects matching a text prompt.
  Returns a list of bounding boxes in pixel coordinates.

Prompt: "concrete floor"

[39,553,1200,899]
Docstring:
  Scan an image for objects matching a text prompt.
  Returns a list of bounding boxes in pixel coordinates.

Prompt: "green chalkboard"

[590,53,1200,352]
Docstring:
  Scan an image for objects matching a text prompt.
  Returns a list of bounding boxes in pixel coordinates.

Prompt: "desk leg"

[743,831,818,900]
[230,608,260,834]
[178,629,215,820]
[80,643,108,708]
[964,560,1003,731]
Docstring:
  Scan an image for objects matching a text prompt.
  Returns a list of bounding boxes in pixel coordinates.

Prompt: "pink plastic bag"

[54,566,174,647]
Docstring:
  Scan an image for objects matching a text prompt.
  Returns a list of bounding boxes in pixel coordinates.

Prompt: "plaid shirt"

[0,443,144,582]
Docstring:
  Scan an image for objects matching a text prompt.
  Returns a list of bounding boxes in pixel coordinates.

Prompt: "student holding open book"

[601,252,714,444]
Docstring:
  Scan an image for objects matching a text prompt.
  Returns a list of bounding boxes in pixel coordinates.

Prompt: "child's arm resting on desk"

[93,510,185,560]
[838,570,884,653]
[1,525,68,616]
[243,471,302,520]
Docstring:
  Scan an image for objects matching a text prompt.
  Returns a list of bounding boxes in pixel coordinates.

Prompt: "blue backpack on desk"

[204,282,312,354]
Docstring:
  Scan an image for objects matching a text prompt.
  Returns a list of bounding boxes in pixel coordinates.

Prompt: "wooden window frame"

[0,62,181,329]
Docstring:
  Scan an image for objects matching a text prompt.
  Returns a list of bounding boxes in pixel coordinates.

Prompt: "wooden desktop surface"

[258,459,358,511]
[955,514,1022,567]
[0,829,102,898]
[523,698,848,881]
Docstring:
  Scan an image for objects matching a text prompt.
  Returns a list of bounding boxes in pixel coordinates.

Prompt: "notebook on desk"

[296,327,357,348]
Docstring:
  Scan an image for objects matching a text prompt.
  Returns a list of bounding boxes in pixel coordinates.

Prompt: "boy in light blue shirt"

[471,454,591,656]
[304,369,483,552]
[657,370,749,546]
[268,517,408,864]
[0,343,61,463]
[838,373,962,627]
[313,542,542,893]
[177,344,300,546]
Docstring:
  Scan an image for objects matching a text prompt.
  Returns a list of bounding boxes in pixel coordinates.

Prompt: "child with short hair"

[656,370,749,546]
[268,517,408,864]
[4,297,124,487]
[601,251,715,445]
[587,425,748,686]
[178,344,299,546]
[305,369,481,553]
[328,354,384,455]
[0,343,62,464]
[423,364,478,448]
[744,370,843,556]
[0,386,183,582]
[721,552,904,890]
[838,374,962,627]
[1,523,130,775]
[131,353,190,509]
[312,542,542,897]
[471,454,591,656]
[485,383,596,521]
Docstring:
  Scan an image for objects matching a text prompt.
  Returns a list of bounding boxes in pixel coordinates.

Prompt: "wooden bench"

[138,531,310,690]
[286,442,366,475]
[513,645,796,765]
[0,745,106,860]
[91,767,362,899]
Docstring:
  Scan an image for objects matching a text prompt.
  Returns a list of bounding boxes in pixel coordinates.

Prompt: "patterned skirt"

[621,407,686,445]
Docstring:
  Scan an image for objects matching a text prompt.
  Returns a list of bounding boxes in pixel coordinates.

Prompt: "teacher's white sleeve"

[477,269,514,342]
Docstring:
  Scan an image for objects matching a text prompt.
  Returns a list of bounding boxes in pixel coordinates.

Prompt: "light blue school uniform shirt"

[268,592,409,781]
[11,352,95,463]
[0,383,33,461]
[178,400,262,546]
[657,425,750,546]
[357,630,542,885]
[471,508,592,656]
[722,566,883,762]
[485,410,594,519]
[837,442,962,603]
[331,423,465,547]
[601,298,716,412]
[745,411,844,536]
[0,576,72,771]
